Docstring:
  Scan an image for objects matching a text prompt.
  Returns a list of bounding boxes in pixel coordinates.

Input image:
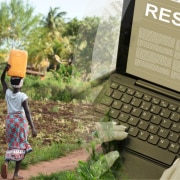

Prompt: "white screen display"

[126,0,180,92]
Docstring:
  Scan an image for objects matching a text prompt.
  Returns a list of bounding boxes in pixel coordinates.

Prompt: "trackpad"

[119,151,166,179]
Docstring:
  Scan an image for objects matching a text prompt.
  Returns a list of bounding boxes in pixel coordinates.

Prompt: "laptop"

[93,0,180,179]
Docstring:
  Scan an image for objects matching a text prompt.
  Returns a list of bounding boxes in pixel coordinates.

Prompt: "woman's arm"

[22,100,37,137]
[1,64,10,94]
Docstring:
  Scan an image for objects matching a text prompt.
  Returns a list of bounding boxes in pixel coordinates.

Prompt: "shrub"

[0,65,90,102]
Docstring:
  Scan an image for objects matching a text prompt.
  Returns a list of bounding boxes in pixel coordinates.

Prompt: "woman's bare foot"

[1,162,8,179]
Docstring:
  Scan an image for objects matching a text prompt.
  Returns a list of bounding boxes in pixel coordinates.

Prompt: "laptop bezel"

[116,0,135,75]
[115,0,180,94]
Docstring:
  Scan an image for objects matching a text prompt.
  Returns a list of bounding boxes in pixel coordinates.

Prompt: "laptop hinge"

[135,80,180,101]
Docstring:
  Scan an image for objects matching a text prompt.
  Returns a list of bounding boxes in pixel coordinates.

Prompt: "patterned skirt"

[5,113,32,161]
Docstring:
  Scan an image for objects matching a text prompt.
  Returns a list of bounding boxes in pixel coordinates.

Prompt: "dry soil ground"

[0,99,100,180]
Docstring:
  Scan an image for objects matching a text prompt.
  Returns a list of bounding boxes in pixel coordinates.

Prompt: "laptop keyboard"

[95,81,180,166]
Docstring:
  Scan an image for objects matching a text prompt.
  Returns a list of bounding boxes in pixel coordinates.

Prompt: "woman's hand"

[32,128,37,137]
[160,158,180,180]
[95,121,128,143]
[5,64,11,71]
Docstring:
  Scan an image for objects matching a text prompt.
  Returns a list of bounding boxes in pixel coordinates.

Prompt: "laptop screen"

[126,0,180,92]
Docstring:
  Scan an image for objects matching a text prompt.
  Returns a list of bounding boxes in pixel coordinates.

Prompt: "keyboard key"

[121,94,132,103]
[128,127,139,137]
[148,135,159,145]
[126,88,135,95]
[141,111,152,121]
[131,98,142,107]
[109,108,120,118]
[151,97,160,104]
[168,132,179,143]
[143,94,152,102]
[112,100,123,109]
[138,120,149,130]
[158,128,169,138]
[150,105,161,115]
[170,112,180,122]
[140,101,151,111]
[158,139,169,149]
[105,88,113,96]
[171,123,180,133]
[121,104,132,113]
[169,104,178,111]
[101,96,113,106]
[112,90,123,100]
[169,143,180,153]
[151,115,162,125]
[134,91,143,98]
[160,109,171,118]
[160,100,169,108]
[138,131,149,141]
[110,82,119,89]
[161,119,172,129]
[125,138,176,166]
[128,116,139,126]
[131,108,142,117]
[118,113,129,122]
[148,124,159,134]
[118,85,127,92]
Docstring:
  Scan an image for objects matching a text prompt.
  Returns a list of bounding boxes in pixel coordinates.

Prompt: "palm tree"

[42,7,71,69]
[43,7,67,34]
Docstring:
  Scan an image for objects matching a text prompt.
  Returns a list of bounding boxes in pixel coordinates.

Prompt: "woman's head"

[10,77,24,89]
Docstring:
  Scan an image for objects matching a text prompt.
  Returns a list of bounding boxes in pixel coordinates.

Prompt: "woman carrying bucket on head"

[0,49,37,180]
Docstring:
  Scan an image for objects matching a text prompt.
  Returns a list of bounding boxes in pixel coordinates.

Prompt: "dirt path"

[4,148,91,180]
[0,99,101,180]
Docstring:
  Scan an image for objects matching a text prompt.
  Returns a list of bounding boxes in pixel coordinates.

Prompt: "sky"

[0,0,107,20]
[29,0,107,19]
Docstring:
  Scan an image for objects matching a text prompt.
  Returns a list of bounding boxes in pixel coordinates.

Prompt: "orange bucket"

[7,49,28,78]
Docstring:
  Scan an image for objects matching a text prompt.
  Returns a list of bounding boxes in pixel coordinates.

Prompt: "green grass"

[29,170,77,180]
[0,143,82,171]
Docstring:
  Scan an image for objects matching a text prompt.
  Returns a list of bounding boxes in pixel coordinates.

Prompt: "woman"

[1,64,37,180]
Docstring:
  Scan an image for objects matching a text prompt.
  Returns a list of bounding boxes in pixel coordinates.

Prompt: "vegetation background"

[0,0,121,179]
